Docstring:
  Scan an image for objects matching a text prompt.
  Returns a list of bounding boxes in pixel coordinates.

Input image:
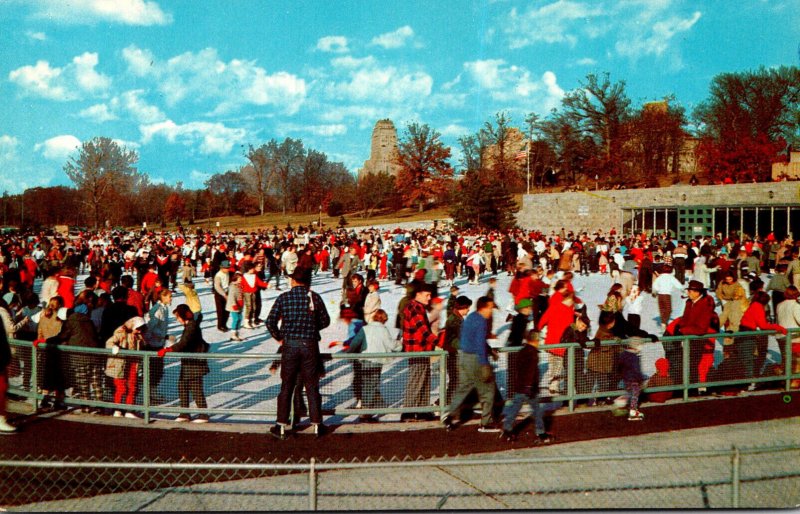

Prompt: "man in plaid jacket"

[400,283,438,421]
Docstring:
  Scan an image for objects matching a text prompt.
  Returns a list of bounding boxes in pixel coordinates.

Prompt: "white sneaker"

[124,412,141,419]
[113,410,123,418]
[243,322,253,329]
[628,409,644,421]
[747,383,757,392]
[0,416,17,434]
[355,399,362,409]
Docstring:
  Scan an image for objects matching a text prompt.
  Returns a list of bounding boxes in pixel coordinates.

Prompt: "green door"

[678,207,713,242]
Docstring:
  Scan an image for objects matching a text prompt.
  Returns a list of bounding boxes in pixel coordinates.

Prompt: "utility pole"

[524,113,538,196]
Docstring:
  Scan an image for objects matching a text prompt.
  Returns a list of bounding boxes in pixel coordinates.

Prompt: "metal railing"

[1,445,799,509]
[7,328,800,423]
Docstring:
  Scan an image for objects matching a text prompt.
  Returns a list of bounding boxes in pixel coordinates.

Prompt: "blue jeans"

[502,392,545,435]
[276,340,322,425]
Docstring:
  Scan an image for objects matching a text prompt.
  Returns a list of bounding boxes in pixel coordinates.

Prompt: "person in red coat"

[56,268,76,309]
[537,291,575,395]
[665,280,717,386]
[739,290,786,380]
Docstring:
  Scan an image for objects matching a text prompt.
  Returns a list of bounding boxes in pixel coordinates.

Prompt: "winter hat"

[686,280,705,292]
[515,298,533,311]
[128,316,147,331]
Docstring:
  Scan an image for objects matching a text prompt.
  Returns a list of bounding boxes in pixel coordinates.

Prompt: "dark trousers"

[178,371,207,411]
[674,258,686,284]
[214,291,229,330]
[277,340,322,425]
[144,346,164,391]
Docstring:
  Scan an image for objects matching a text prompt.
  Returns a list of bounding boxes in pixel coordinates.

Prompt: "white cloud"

[331,55,376,69]
[115,90,166,124]
[279,123,348,137]
[0,135,20,161]
[440,124,470,137]
[72,52,111,93]
[316,36,349,53]
[462,60,565,110]
[505,1,602,48]
[25,31,46,41]
[9,52,111,101]
[616,10,702,59]
[123,46,307,115]
[35,135,81,161]
[501,0,702,63]
[575,57,597,66]
[463,59,507,89]
[122,45,156,76]
[28,0,172,26]
[370,25,417,49]
[112,138,141,150]
[140,120,247,155]
[78,103,117,122]
[327,60,432,105]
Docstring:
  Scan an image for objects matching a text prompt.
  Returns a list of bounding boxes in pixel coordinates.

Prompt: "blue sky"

[0,0,798,194]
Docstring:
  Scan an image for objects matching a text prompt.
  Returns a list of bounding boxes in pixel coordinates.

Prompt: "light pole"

[524,113,538,196]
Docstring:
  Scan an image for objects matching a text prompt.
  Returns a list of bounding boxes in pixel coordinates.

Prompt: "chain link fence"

[2,445,799,510]
[7,328,800,423]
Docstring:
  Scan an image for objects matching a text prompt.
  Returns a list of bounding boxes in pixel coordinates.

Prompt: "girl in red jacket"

[739,290,786,382]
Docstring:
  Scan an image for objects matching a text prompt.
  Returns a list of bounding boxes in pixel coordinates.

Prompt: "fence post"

[142,354,151,424]
[309,457,317,511]
[439,352,447,421]
[784,332,793,391]
[31,343,39,411]
[731,446,740,508]
[567,344,575,413]
[682,337,690,402]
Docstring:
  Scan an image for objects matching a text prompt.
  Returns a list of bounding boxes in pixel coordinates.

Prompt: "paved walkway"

[2,391,799,510]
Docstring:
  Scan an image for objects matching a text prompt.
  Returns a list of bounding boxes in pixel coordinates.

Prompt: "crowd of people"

[0,221,799,439]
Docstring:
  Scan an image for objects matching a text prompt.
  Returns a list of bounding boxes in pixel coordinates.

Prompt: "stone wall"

[517,182,800,233]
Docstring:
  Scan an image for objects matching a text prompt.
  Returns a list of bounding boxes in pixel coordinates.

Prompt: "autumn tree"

[64,137,139,229]
[626,99,687,185]
[561,72,632,180]
[693,66,800,181]
[164,192,187,224]
[394,122,454,212]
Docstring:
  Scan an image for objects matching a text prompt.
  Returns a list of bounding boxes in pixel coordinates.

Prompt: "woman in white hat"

[105,316,147,418]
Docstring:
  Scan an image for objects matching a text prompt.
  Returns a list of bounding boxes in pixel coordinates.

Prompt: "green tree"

[356,172,397,218]
[244,144,271,215]
[394,122,453,212]
[450,171,518,230]
[63,137,139,229]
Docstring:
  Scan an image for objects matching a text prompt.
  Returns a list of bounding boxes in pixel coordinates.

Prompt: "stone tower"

[358,119,401,180]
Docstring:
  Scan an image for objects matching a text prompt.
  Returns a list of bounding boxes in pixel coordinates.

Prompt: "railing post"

[31,342,39,411]
[567,344,575,413]
[439,351,447,421]
[784,331,793,391]
[682,337,690,402]
[309,457,317,511]
[731,446,740,508]
[142,353,151,425]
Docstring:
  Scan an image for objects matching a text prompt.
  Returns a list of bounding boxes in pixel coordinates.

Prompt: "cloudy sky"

[0,0,797,193]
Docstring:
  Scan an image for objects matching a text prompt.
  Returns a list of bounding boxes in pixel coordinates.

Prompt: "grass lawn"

[165,206,454,233]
